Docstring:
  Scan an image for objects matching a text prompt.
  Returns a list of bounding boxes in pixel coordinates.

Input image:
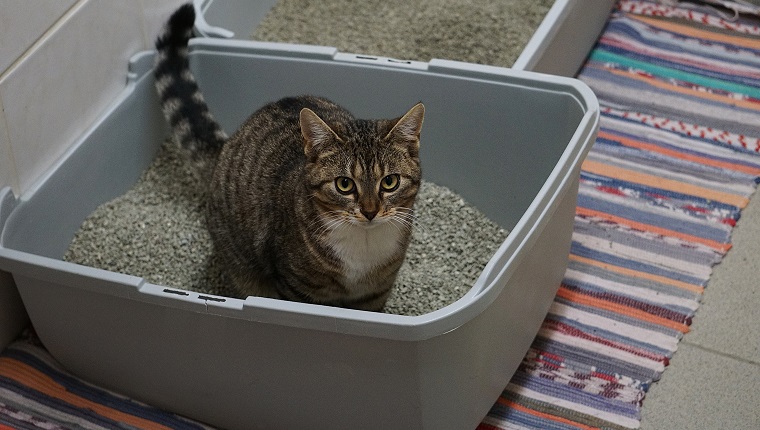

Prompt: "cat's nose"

[361,208,378,221]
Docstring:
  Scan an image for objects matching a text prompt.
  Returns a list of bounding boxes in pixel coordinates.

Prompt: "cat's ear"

[300,108,341,155]
[387,102,425,144]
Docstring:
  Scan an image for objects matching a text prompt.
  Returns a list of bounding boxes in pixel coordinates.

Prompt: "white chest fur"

[326,221,404,291]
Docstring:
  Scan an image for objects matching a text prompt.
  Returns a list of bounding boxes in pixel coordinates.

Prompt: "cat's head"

[300,103,425,229]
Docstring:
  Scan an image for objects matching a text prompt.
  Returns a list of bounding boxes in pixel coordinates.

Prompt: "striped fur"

[154,3,227,155]
[154,4,425,311]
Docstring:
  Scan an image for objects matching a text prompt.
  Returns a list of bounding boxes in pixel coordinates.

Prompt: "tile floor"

[640,188,760,429]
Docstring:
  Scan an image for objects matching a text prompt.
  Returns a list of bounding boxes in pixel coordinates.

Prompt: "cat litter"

[63,141,508,316]
[250,0,554,68]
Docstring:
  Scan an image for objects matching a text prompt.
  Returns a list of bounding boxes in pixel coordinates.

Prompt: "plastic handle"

[192,0,235,39]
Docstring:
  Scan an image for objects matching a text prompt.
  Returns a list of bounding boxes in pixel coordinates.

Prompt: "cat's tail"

[154,3,227,155]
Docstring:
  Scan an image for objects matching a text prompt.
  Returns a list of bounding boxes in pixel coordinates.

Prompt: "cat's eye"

[380,174,400,192]
[335,177,355,194]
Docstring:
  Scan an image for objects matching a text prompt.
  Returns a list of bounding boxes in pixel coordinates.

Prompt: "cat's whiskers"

[392,207,427,235]
[387,217,408,236]
[311,211,351,240]
[313,216,341,237]
[389,214,415,234]
[306,209,340,230]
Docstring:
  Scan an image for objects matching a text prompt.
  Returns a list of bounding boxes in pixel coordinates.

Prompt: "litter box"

[194,0,617,77]
[0,37,599,430]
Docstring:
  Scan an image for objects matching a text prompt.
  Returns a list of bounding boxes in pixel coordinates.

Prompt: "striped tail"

[154,3,227,154]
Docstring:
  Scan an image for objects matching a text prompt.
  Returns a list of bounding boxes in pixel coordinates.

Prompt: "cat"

[154,4,425,311]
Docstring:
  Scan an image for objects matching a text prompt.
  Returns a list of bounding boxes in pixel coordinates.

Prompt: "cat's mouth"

[354,214,391,228]
[358,217,388,227]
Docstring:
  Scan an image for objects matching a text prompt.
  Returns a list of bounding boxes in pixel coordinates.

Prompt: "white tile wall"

[0,0,187,349]
[0,0,186,197]
[1,0,145,193]
[0,0,77,73]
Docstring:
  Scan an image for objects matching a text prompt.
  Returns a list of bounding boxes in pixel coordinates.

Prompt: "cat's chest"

[325,223,404,287]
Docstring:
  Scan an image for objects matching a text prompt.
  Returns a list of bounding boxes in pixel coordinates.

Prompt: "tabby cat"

[154,4,425,311]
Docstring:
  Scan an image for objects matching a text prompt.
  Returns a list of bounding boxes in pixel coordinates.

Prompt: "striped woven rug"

[1,1,759,429]
[482,1,760,429]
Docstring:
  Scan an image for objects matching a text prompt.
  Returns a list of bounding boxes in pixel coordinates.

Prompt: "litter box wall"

[0,40,598,429]
[513,0,617,76]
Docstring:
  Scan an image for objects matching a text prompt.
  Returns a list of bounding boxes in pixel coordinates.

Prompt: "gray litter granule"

[64,142,239,299]
[64,141,508,315]
[383,184,508,315]
[251,0,555,68]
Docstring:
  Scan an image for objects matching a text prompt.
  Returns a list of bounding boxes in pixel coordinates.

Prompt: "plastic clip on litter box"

[192,0,234,38]
[0,29,599,430]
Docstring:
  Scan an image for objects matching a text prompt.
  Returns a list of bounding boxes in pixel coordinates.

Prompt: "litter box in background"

[0,38,599,429]
[194,0,617,77]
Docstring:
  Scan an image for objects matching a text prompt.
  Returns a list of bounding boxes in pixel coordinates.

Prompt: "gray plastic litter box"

[0,38,598,429]
[194,0,617,77]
